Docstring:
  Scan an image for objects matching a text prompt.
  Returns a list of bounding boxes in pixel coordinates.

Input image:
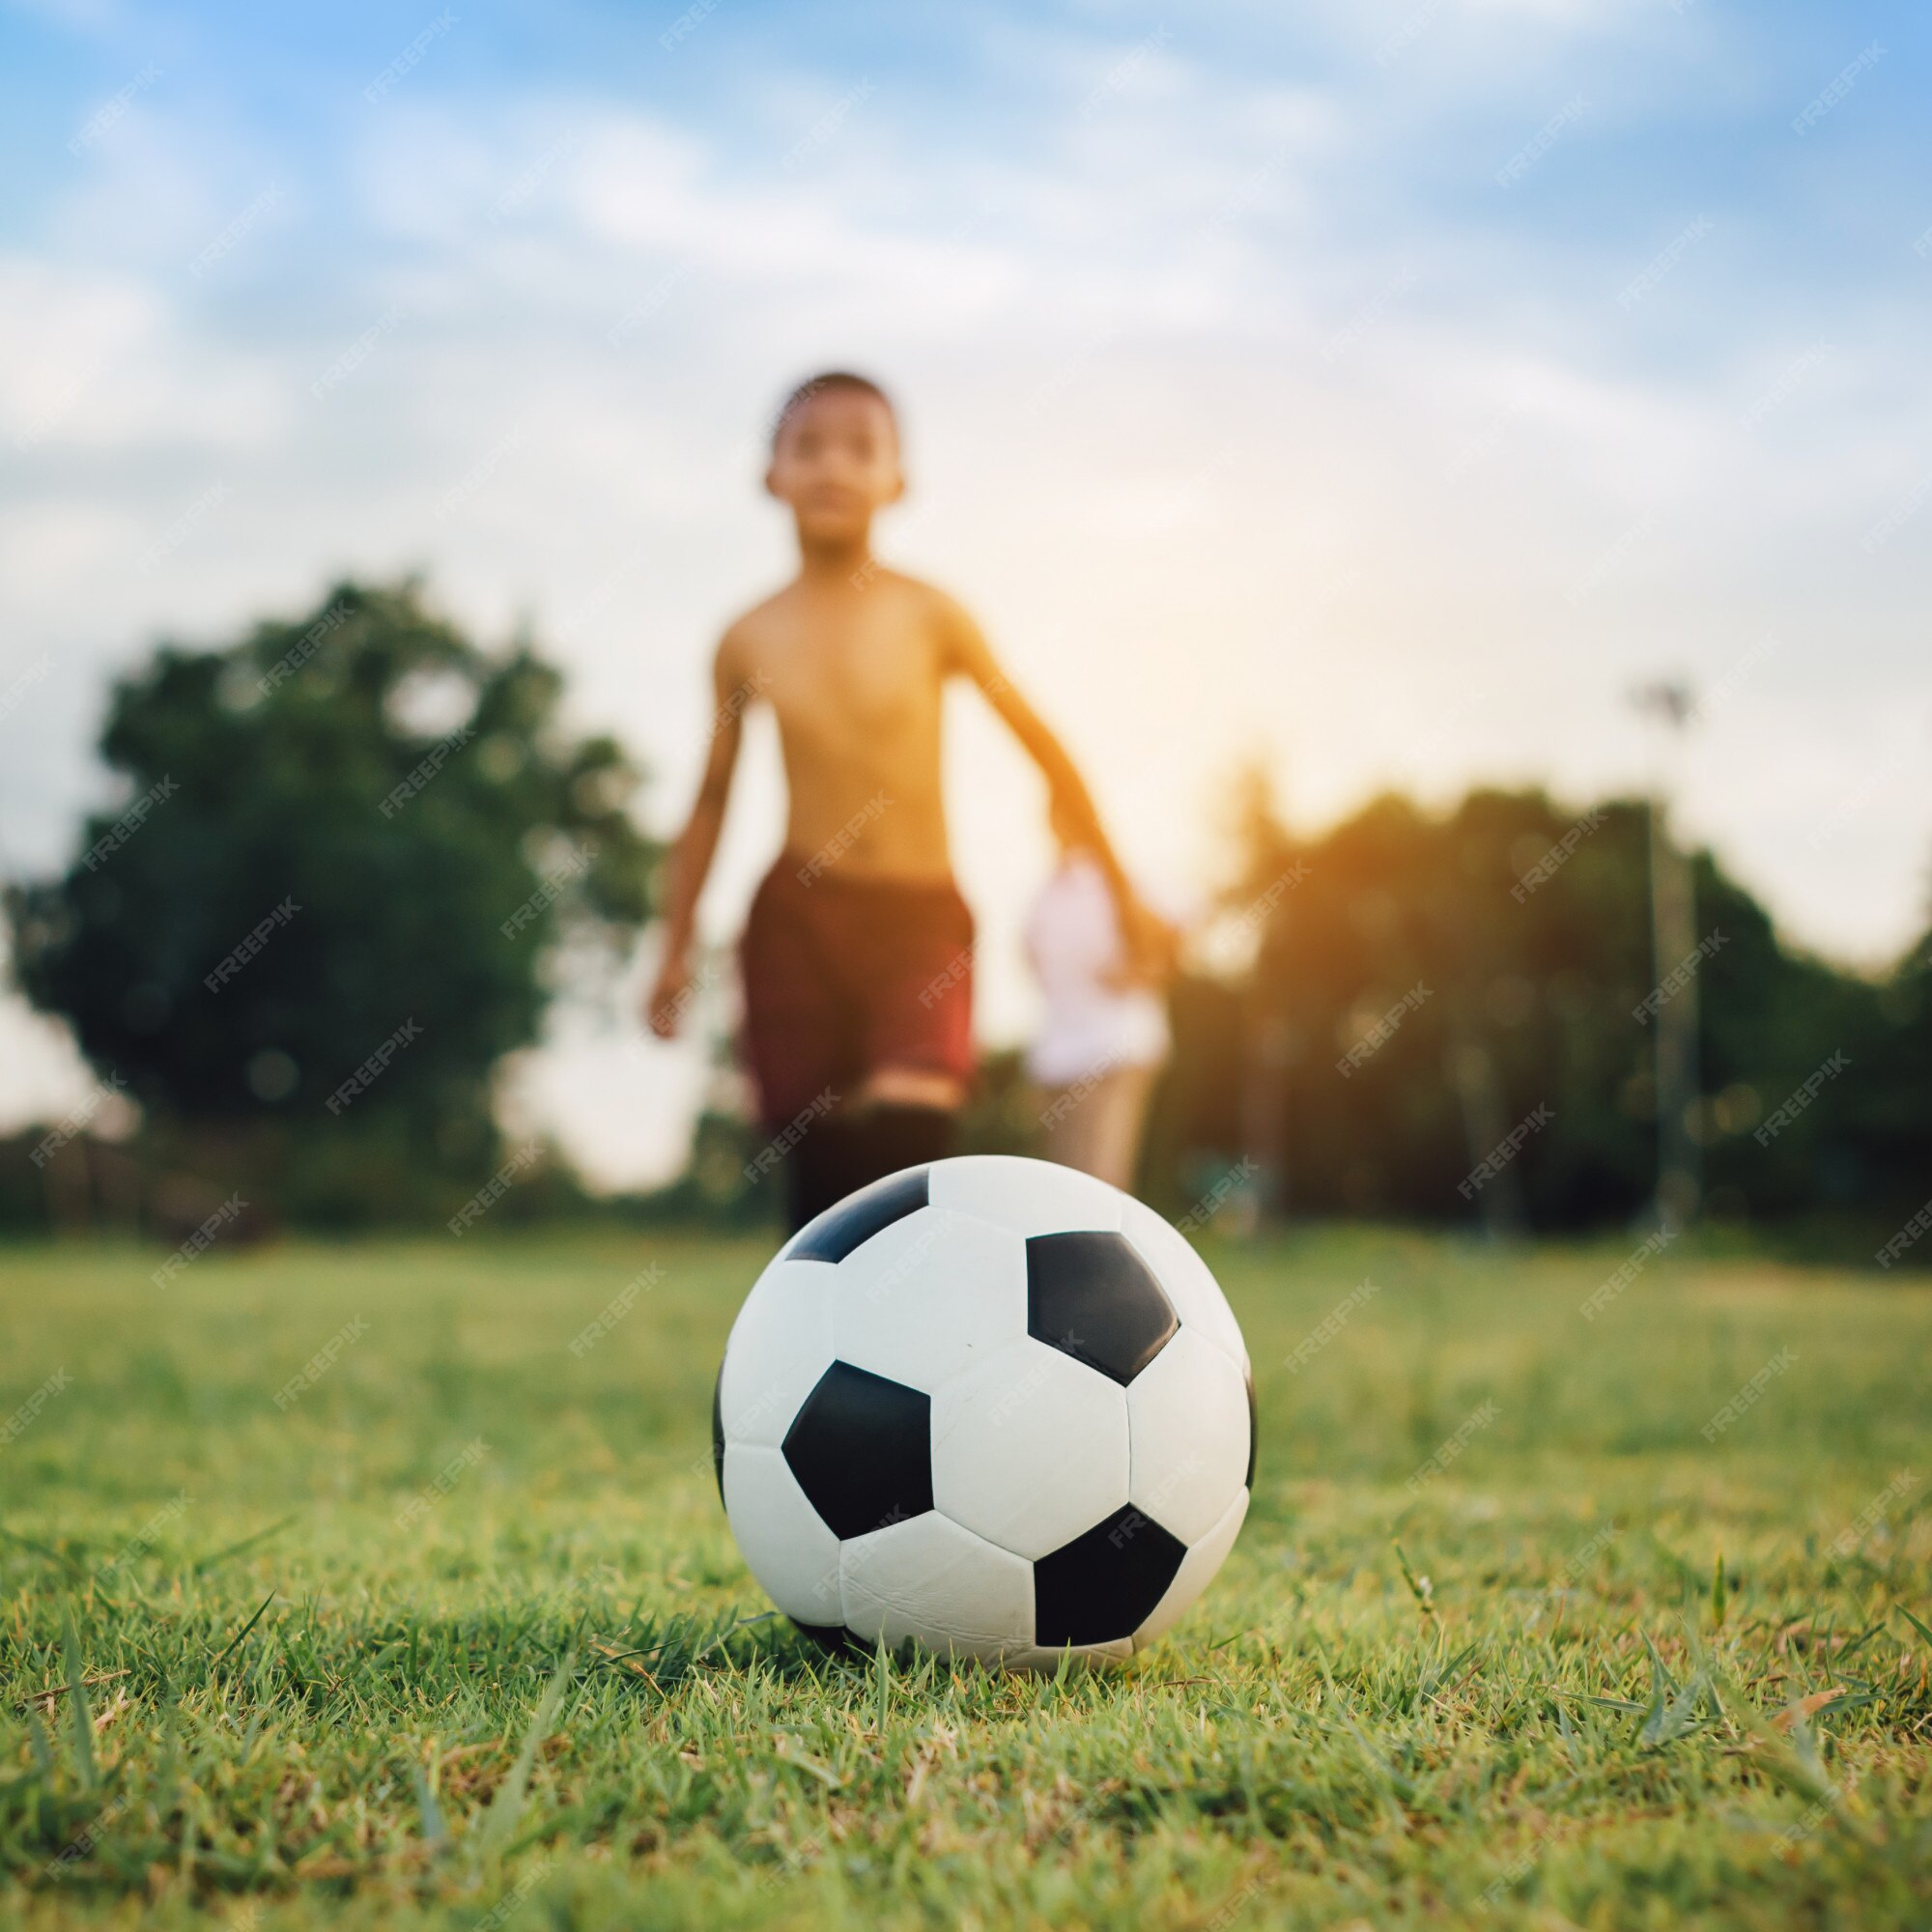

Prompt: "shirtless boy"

[645,371,1159,1234]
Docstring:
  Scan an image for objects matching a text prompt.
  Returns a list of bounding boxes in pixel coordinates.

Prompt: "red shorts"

[740,859,975,1130]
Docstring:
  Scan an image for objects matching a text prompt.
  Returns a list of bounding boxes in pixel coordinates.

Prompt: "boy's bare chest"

[758,620,943,743]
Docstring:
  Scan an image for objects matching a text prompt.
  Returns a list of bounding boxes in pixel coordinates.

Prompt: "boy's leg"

[784,1118,852,1235]
[783,1070,959,1229]
[739,867,859,1234]
[839,1077,962,1194]
[834,881,975,1201]
[854,1066,964,1112]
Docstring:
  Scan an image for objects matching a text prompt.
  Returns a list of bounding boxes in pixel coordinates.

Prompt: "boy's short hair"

[771,371,896,450]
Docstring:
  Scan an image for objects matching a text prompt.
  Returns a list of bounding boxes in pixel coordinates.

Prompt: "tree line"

[1142,781,1930,1249]
[4,580,1925,1259]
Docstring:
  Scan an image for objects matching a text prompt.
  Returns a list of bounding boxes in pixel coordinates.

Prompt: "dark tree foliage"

[8,580,657,1223]
[1156,782,1931,1237]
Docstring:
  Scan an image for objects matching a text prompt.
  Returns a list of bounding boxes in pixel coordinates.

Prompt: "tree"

[1151,779,1912,1239]
[8,580,657,1224]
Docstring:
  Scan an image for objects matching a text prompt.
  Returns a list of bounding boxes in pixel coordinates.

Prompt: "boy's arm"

[937,595,1173,978]
[643,631,753,1037]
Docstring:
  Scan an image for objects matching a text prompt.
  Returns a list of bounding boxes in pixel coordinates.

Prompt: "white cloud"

[3,0,133,35]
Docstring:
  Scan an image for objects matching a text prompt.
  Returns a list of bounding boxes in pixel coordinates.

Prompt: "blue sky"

[2,0,1927,1181]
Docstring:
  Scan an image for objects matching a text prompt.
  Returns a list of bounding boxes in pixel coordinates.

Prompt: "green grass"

[1,1224,1927,1929]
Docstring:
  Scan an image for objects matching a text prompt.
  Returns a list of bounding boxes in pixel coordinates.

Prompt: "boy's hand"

[644,952,694,1037]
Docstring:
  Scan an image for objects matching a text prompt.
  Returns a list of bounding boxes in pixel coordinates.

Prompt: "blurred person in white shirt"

[1025,797,1179,1192]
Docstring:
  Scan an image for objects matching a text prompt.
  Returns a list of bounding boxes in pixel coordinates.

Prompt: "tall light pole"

[1630,679,1700,1231]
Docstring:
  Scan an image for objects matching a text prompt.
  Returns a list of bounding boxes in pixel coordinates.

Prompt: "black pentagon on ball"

[790,1620,866,1658]
[788,1166,930,1264]
[710,1366,725,1505]
[1025,1230,1179,1385]
[1244,1366,1258,1490]
[781,1361,934,1540]
[1034,1503,1187,1648]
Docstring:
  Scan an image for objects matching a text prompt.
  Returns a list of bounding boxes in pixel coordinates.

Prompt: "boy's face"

[766,388,903,544]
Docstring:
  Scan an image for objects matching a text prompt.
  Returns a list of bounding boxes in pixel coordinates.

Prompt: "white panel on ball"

[722,1443,843,1625]
[718,1260,838,1449]
[928,1153,1123,1238]
[1132,1486,1250,1650]
[1115,1196,1247,1369]
[1124,1327,1251,1546]
[930,1337,1130,1560]
[840,1512,1035,1660]
[831,1206,1028,1393]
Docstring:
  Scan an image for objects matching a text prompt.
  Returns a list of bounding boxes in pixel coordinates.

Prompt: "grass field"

[2,1223,1928,1930]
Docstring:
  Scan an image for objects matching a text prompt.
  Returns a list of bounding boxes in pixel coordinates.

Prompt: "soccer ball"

[712,1154,1254,1667]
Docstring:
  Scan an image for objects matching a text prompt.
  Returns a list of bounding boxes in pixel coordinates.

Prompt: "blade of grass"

[1,1524,87,1579]
[16,1668,128,1714]
[1642,1668,1707,1749]
[1392,1540,1435,1617]
[689,1610,773,1669]
[192,1514,298,1576]
[1704,1664,1871,1845]
[603,1608,771,1677]
[153,1684,181,1829]
[475,1649,576,1859]
[1309,1636,1409,1833]
[26,1707,55,1779]
[1719,1691,1830,1801]
[213,1588,277,1668]
[1774,1687,1871,1730]
[1418,1640,1480,1706]
[60,1604,96,1790]
[410,1763,449,1853]
[1639,1629,1681,1698]
[1835,1621,1885,1662]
